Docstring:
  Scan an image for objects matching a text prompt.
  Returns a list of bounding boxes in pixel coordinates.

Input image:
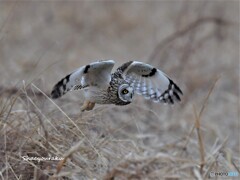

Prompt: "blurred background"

[0,1,239,179]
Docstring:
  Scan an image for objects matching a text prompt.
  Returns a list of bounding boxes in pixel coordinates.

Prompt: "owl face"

[118,84,134,103]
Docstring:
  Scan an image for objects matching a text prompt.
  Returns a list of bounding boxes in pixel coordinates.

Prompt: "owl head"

[118,84,134,103]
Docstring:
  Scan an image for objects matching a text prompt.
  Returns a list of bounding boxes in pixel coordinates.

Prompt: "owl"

[51,60,183,111]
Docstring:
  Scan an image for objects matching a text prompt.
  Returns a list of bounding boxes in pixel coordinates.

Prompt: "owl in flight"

[51,60,183,111]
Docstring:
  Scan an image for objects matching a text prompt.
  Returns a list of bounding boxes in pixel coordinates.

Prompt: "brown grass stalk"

[193,105,205,175]
[180,76,220,157]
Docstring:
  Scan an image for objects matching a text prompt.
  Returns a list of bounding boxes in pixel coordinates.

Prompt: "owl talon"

[81,101,95,112]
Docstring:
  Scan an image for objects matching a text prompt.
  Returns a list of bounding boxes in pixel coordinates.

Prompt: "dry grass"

[0,80,238,179]
[0,1,239,180]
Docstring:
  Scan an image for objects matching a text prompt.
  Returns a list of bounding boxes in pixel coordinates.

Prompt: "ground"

[0,1,239,179]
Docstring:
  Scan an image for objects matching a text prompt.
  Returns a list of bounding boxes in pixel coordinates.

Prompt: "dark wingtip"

[51,74,71,99]
[169,78,183,95]
[175,84,183,95]
[158,78,183,104]
[51,90,59,99]
[51,85,62,99]
[173,91,181,101]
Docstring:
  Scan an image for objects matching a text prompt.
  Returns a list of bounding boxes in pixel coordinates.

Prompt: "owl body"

[84,71,131,105]
[51,60,182,111]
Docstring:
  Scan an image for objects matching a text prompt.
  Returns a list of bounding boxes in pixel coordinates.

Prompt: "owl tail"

[51,74,71,99]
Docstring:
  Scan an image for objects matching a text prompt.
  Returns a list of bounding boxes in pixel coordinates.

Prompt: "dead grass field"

[0,1,239,179]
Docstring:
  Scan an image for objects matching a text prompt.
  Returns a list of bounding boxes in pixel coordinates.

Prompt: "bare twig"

[148,17,233,63]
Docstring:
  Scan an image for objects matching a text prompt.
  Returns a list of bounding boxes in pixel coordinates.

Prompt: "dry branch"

[148,17,233,63]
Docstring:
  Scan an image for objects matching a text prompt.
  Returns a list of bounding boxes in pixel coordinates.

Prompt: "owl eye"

[122,89,129,94]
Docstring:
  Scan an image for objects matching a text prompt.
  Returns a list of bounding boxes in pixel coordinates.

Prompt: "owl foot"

[81,100,95,112]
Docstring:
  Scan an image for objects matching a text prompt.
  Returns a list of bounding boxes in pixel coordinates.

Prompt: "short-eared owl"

[51,60,183,111]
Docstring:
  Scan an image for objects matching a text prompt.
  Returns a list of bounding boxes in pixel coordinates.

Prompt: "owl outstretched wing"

[118,61,183,104]
[51,60,115,99]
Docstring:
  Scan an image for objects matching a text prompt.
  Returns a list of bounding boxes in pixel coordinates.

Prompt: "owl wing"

[118,61,183,104]
[51,60,115,99]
